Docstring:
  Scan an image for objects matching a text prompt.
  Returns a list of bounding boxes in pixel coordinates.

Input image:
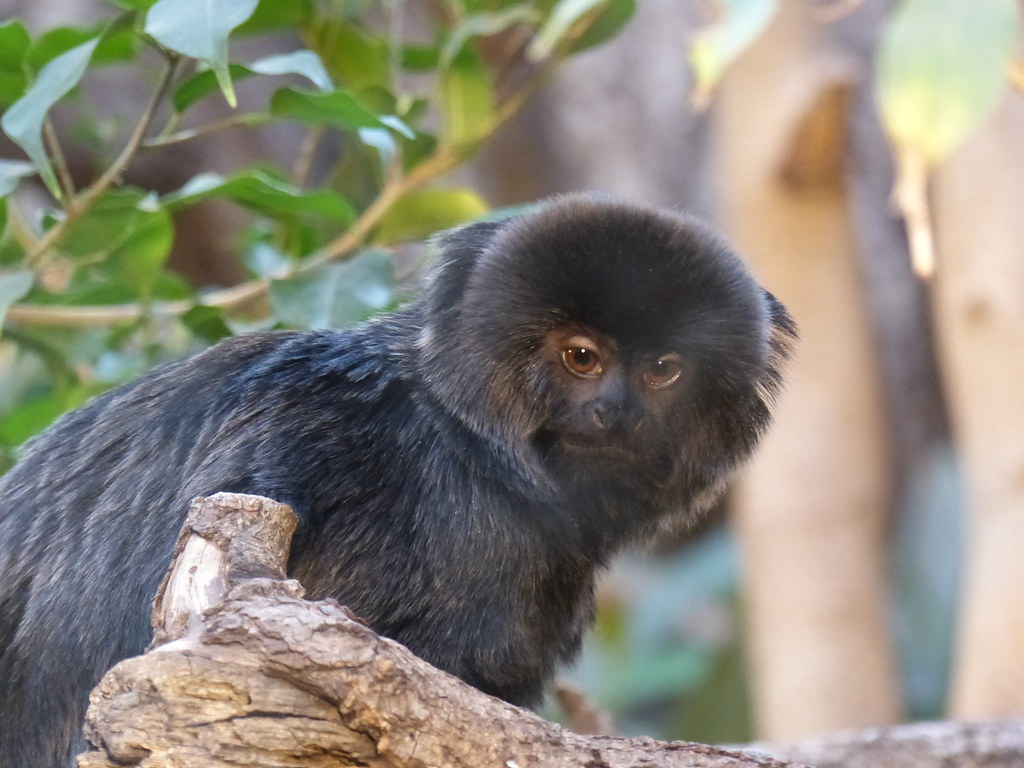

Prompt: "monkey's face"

[420,195,791,491]
[535,325,688,459]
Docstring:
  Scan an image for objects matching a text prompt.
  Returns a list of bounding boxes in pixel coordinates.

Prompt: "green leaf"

[0,269,33,326]
[401,44,440,72]
[0,37,100,197]
[106,0,159,10]
[58,189,173,299]
[237,0,313,34]
[171,63,252,112]
[28,24,138,70]
[528,0,604,60]
[27,27,98,70]
[145,0,260,107]
[250,50,333,92]
[270,88,412,136]
[269,249,395,329]
[110,197,174,299]
[0,159,36,197]
[442,6,538,67]
[172,51,332,113]
[877,0,1019,163]
[373,189,489,243]
[0,20,31,108]
[0,38,99,198]
[0,392,68,447]
[439,47,494,146]
[163,170,356,224]
[689,0,777,104]
[569,0,635,53]
[308,20,390,92]
[181,305,233,342]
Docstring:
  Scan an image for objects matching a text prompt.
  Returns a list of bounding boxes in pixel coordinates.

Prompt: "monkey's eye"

[643,355,684,388]
[562,347,604,377]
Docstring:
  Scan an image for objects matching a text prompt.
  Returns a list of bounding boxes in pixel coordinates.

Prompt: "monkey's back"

[0,319,592,767]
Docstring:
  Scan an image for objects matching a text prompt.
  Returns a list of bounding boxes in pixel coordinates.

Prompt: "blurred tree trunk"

[932,95,1024,718]
[718,1,901,739]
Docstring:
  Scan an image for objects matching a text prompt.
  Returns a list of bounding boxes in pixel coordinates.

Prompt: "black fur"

[0,195,795,766]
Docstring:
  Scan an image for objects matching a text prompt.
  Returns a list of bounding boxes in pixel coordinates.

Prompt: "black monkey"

[0,195,795,766]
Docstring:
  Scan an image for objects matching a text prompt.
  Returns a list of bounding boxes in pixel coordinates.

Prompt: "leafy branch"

[5,2,625,328]
[24,55,181,266]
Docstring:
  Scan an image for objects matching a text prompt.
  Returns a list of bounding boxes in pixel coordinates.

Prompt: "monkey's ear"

[431,219,506,267]
[424,219,508,311]
[763,290,797,342]
[759,289,797,401]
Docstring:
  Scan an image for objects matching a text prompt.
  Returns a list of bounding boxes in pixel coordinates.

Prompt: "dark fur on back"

[0,195,795,766]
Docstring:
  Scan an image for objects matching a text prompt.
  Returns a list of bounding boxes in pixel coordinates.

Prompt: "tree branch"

[77,493,807,768]
[75,493,1024,768]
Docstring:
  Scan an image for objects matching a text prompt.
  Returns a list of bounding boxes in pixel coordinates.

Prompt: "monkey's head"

[418,195,795,512]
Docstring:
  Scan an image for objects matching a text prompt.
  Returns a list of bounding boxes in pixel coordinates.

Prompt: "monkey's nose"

[591,402,643,432]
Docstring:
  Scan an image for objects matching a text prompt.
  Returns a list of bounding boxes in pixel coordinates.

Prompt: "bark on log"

[77,493,807,768]
[766,719,1024,768]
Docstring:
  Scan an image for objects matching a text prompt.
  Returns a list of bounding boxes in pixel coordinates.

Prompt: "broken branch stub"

[149,492,298,647]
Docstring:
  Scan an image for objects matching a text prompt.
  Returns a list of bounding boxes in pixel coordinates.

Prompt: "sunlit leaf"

[528,0,604,60]
[441,6,537,67]
[172,50,333,112]
[145,0,260,107]
[0,37,99,197]
[0,21,31,108]
[163,170,355,224]
[689,0,777,107]
[270,88,412,136]
[358,127,397,174]
[439,47,494,146]
[373,188,489,244]
[0,160,37,197]
[269,249,395,329]
[877,0,1018,163]
[250,50,333,92]
[0,269,33,327]
[171,64,251,112]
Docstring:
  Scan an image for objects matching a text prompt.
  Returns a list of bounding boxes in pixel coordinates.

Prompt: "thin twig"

[3,201,40,253]
[305,144,462,270]
[142,112,268,148]
[43,119,77,202]
[291,125,326,188]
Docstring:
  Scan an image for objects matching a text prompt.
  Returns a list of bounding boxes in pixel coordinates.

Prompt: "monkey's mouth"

[534,429,640,463]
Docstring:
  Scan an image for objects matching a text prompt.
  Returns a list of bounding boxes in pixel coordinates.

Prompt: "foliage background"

[1,0,1022,746]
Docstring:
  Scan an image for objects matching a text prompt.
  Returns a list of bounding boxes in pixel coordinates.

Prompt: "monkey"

[0,195,795,767]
